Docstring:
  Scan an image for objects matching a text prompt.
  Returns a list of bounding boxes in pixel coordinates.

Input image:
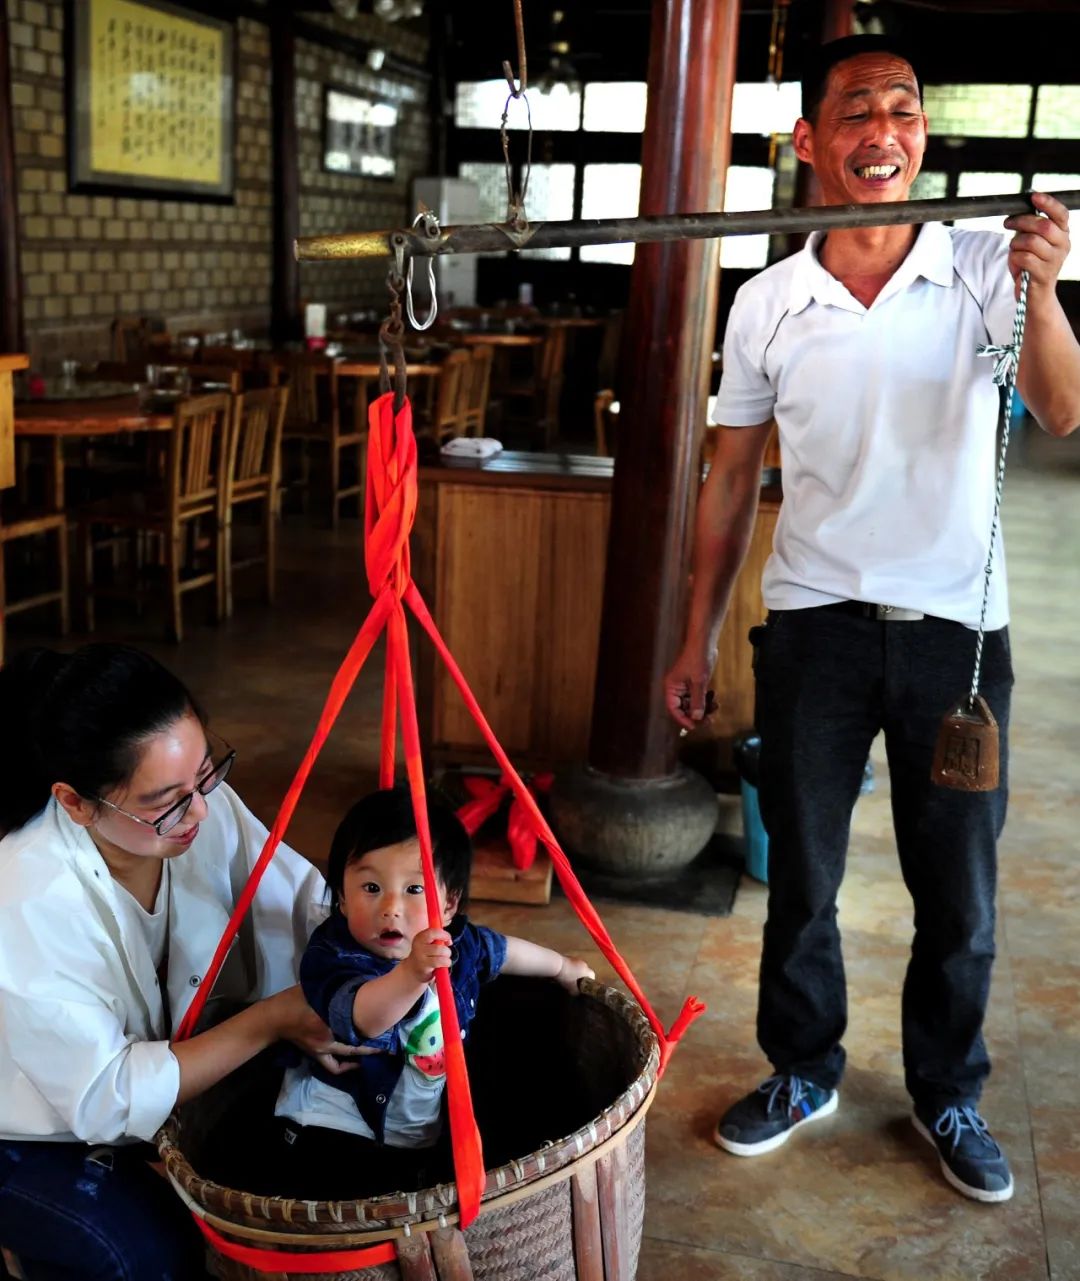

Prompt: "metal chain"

[969,268,1030,705]
[499,0,532,231]
[379,232,409,414]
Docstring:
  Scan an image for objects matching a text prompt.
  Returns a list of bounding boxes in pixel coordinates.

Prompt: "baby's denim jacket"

[299,911,507,1143]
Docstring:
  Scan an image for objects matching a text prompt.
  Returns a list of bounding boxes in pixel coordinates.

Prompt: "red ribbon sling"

[455,772,553,870]
[173,391,705,1270]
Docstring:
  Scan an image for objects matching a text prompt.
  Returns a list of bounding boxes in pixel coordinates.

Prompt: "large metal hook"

[405,211,439,331]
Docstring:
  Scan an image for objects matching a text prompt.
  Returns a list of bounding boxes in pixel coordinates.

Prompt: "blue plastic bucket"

[740,778,769,884]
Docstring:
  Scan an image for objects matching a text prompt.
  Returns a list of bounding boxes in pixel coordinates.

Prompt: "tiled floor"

[10,426,1078,1280]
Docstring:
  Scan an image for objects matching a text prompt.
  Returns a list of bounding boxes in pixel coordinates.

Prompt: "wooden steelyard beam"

[295,190,1080,265]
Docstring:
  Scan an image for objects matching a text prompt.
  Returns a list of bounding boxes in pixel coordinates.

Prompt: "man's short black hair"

[327,785,473,913]
[801,35,923,125]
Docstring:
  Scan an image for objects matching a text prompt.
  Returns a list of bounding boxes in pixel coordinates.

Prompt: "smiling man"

[665,35,1080,1203]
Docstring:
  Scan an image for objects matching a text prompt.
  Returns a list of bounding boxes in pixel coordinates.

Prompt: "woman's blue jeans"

[753,606,1012,1113]
[0,1140,206,1281]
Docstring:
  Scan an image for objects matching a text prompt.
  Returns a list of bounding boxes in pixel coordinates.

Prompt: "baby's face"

[339,837,456,961]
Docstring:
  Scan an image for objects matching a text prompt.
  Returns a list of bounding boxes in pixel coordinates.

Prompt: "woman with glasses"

[0,643,360,1281]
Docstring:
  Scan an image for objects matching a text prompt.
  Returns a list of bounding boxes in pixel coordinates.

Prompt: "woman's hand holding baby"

[273,985,368,1075]
[402,926,454,985]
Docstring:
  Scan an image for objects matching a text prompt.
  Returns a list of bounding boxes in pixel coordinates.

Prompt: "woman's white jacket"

[0,783,326,1145]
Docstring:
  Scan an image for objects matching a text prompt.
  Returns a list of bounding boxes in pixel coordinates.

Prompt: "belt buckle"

[875,604,925,622]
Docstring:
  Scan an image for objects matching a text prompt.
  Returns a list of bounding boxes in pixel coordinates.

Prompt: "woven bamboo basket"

[158,977,660,1281]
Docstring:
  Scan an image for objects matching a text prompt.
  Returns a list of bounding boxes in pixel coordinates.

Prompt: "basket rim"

[170,1084,655,1252]
[157,978,660,1232]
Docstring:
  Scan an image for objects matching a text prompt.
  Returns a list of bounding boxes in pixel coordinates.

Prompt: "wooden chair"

[110,317,171,365]
[537,325,568,447]
[110,316,145,362]
[257,351,286,389]
[200,345,258,371]
[78,393,230,642]
[68,363,167,508]
[427,349,471,444]
[596,311,625,391]
[198,346,270,388]
[503,326,567,448]
[458,344,494,437]
[174,362,243,394]
[0,444,69,666]
[279,353,362,527]
[593,389,619,458]
[222,386,288,616]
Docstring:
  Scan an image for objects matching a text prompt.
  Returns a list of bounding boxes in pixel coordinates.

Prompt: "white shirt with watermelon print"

[275,985,447,1148]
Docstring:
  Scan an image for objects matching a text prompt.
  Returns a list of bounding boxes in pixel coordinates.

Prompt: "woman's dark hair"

[327,786,473,913]
[0,644,203,834]
[801,35,923,125]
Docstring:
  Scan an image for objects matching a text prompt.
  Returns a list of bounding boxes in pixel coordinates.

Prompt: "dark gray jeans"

[752,605,1012,1113]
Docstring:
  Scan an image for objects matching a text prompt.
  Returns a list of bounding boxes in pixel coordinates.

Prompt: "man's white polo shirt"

[710,221,1017,629]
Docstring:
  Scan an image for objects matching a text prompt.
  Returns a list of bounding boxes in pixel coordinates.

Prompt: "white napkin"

[440,437,503,459]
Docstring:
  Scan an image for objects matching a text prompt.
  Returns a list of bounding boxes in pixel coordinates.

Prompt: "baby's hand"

[556,956,595,995]
[403,927,453,984]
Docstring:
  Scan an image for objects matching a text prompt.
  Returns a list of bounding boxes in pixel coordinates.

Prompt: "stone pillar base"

[550,764,718,881]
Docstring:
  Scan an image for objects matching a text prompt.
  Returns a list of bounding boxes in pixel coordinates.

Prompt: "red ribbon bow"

[456,773,554,870]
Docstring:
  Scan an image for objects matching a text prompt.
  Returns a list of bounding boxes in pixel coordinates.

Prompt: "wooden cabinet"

[413,453,778,783]
[414,459,611,770]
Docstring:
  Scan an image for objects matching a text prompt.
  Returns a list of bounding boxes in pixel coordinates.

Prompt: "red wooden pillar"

[552,0,739,878]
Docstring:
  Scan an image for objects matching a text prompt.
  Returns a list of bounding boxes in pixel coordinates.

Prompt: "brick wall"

[297,10,431,315]
[6,1,432,369]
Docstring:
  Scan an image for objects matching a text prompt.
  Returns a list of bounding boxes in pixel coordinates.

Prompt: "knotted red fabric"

[456,772,553,870]
[174,390,705,1263]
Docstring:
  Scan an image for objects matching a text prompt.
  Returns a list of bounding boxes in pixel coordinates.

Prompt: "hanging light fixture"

[372,0,424,21]
[533,9,581,96]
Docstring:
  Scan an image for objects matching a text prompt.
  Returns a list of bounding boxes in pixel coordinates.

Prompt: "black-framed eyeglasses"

[91,743,236,837]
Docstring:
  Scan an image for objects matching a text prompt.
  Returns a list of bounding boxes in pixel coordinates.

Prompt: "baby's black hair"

[326,785,472,912]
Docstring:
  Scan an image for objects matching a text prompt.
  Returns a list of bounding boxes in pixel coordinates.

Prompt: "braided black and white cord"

[970,268,1029,705]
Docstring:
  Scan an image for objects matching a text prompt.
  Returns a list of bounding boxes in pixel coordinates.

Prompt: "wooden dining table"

[456,332,543,349]
[15,393,172,437]
[537,316,607,330]
[14,393,172,509]
[336,361,442,380]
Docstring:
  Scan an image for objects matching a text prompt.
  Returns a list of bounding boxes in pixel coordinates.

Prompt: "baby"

[273,785,593,1196]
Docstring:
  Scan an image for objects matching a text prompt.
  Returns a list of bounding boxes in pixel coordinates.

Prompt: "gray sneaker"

[714,1074,838,1156]
[913,1105,1014,1203]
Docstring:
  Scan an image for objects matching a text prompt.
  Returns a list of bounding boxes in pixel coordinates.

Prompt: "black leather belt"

[822,600,927,621]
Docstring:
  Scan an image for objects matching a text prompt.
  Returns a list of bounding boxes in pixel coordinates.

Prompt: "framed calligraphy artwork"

[322,86,398,180]
[67,0,235,201]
